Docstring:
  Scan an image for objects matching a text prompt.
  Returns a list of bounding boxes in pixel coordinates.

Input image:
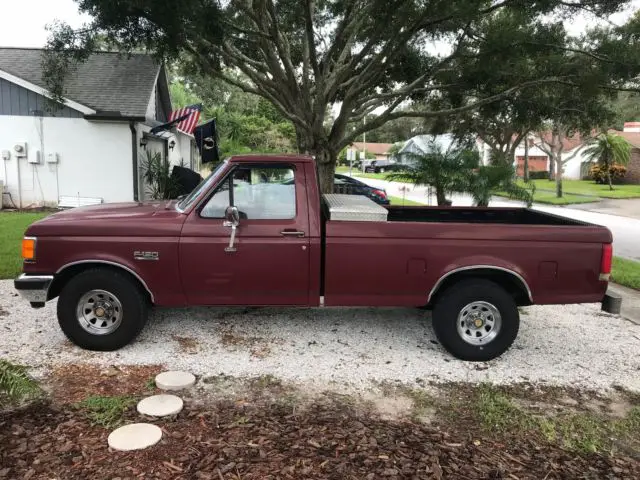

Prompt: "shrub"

[528,170,550,180]
[589,164,627,184]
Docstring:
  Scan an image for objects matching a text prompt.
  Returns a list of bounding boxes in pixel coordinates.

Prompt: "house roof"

[351,142,393,155]
[0,47,165,117]
[399,134,458,155]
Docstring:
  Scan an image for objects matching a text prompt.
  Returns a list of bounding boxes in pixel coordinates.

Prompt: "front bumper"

[14,274,54,308]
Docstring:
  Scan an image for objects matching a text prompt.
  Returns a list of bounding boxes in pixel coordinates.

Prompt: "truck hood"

[26,201,187,237]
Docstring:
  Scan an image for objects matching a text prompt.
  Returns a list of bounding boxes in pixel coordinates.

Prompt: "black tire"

[431,279,519,361]
[57,268,149,351]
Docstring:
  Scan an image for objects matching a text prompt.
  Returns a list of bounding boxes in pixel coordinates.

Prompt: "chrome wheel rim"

[76,289,123,335]
[456,301,502,346]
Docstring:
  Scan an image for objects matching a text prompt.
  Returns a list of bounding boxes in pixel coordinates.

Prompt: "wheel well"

[428,269,531,307]
[48,263,153,304]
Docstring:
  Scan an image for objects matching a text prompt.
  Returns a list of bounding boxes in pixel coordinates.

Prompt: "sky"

[1,0,640,48]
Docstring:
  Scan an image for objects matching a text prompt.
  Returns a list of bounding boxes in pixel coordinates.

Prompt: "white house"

[0,47,199,208]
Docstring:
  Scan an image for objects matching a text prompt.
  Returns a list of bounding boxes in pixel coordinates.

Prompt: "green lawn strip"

[611,256,640,290]
[0,212,49,280]
[523,179,640,199]
[493,191,598,205]
[388,196,425,206]
[472,384,639,454]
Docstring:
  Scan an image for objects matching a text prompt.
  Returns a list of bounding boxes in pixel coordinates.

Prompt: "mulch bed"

[1,397,638,480]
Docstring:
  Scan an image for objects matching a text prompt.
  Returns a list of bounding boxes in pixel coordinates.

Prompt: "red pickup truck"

[15,154,615,361]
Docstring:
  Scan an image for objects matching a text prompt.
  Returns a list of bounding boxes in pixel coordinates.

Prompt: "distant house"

[349,142,394,161]
[609,125,640,184]
[0,47,199,208]
[397,134,458,166]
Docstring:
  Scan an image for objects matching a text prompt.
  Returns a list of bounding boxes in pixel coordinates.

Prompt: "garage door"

[516,156,547,177]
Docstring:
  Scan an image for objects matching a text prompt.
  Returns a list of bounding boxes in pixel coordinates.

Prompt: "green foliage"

[76,395,136,428]
[0,360,41,405]
[468,164,535,207]
[387,140,477,206]
[388,139,531,206]
[589,163,627,184]
[43,0,640,191]
[529,171,550,180]
[584,133,633,189]
[140,150,181,200]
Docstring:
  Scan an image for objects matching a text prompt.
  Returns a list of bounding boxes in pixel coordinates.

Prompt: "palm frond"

[0,360,41,405]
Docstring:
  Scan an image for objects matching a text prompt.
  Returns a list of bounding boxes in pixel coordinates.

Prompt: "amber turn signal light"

[22,237,36,261]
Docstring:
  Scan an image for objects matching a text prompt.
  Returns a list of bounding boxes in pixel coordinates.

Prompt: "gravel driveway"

[1,280,639,392]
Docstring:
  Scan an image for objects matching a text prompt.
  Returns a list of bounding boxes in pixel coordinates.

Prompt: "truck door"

[179,162,311,305]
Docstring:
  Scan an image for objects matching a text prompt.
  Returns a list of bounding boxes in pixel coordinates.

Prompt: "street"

[355,175,640,262]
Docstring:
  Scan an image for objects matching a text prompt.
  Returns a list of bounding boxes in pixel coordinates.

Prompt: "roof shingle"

[0,47,161,117]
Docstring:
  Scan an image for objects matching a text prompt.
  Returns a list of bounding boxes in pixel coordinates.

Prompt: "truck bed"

[321,204,612,308]
[384,206,587,226]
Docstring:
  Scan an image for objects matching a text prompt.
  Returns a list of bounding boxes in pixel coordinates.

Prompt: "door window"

[201,167,296,220]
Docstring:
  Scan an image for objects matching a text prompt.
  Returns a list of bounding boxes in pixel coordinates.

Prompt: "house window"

[201,166,296,220]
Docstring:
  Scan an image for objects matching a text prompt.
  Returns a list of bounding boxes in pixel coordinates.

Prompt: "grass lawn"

[335,166,391,181]
[493,191,598,205]
[523,179,640,199]
[611,256,640,290]
[0,212,49,280]
[388,196,425,206]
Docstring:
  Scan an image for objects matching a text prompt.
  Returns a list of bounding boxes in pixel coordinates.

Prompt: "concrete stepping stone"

[137,394,184,417]
[108,423,162,451]
[155,371,196,391]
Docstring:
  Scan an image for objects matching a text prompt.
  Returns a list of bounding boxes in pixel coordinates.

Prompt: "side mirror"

[225,206,240,226]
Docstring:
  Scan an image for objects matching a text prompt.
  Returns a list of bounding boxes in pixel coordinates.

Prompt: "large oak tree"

[44,0,637,191]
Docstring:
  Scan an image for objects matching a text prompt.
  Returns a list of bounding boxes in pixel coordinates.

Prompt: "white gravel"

[1,279,639,392]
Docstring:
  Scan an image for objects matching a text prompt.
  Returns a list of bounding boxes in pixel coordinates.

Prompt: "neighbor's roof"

[0,47,163,117]
[399,134,458,155]
[351,142,394,155]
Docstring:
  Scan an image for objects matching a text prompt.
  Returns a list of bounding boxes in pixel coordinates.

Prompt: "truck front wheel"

[57,268,149,351]
[431,279,519,361]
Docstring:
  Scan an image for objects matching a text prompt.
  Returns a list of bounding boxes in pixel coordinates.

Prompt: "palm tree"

[466,164,535,207]
[583,133,632,190]
[386,141,476,206]
[388,140,533,207]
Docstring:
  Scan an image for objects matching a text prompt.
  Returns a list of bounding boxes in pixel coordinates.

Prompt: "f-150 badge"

[134,251,159,261]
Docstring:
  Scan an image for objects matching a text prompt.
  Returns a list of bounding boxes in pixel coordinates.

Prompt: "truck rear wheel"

[431,279,519,361]
[57,268,148,351]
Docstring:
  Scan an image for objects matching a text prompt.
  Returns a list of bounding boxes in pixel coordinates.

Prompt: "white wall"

[562,148,590,180]
[0,116,133,207]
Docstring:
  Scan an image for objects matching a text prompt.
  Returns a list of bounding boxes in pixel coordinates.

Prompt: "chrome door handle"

[280,230,305,237]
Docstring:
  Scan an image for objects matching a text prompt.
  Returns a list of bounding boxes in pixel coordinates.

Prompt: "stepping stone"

[155,371,196,391]
[108,423,162,451]
[137,394,184,417]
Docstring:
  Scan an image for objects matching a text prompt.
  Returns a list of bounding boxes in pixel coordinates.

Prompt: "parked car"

[364,160,404,174]
[15,154,615,361]
[334,174,390,205]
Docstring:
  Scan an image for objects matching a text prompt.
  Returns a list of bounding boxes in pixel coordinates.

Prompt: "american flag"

[169,103,202,135]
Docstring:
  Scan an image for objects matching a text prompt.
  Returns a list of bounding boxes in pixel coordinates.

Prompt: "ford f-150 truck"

[14,154,615,361]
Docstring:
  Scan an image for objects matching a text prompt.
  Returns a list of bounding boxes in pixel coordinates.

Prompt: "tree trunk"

[548,155,555,181]
[315,147,338,193]
[523,137,530,182]
[435,187,448,206]
[556,155,563,198]
[607,164,614,191]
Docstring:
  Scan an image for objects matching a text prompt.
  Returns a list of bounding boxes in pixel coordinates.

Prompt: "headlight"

[22,237,37,261]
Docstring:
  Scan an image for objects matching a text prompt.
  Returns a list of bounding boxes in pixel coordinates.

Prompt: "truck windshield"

[176,160,228,213]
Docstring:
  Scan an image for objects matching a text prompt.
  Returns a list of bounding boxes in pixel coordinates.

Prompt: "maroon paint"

[23,154,612,309]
